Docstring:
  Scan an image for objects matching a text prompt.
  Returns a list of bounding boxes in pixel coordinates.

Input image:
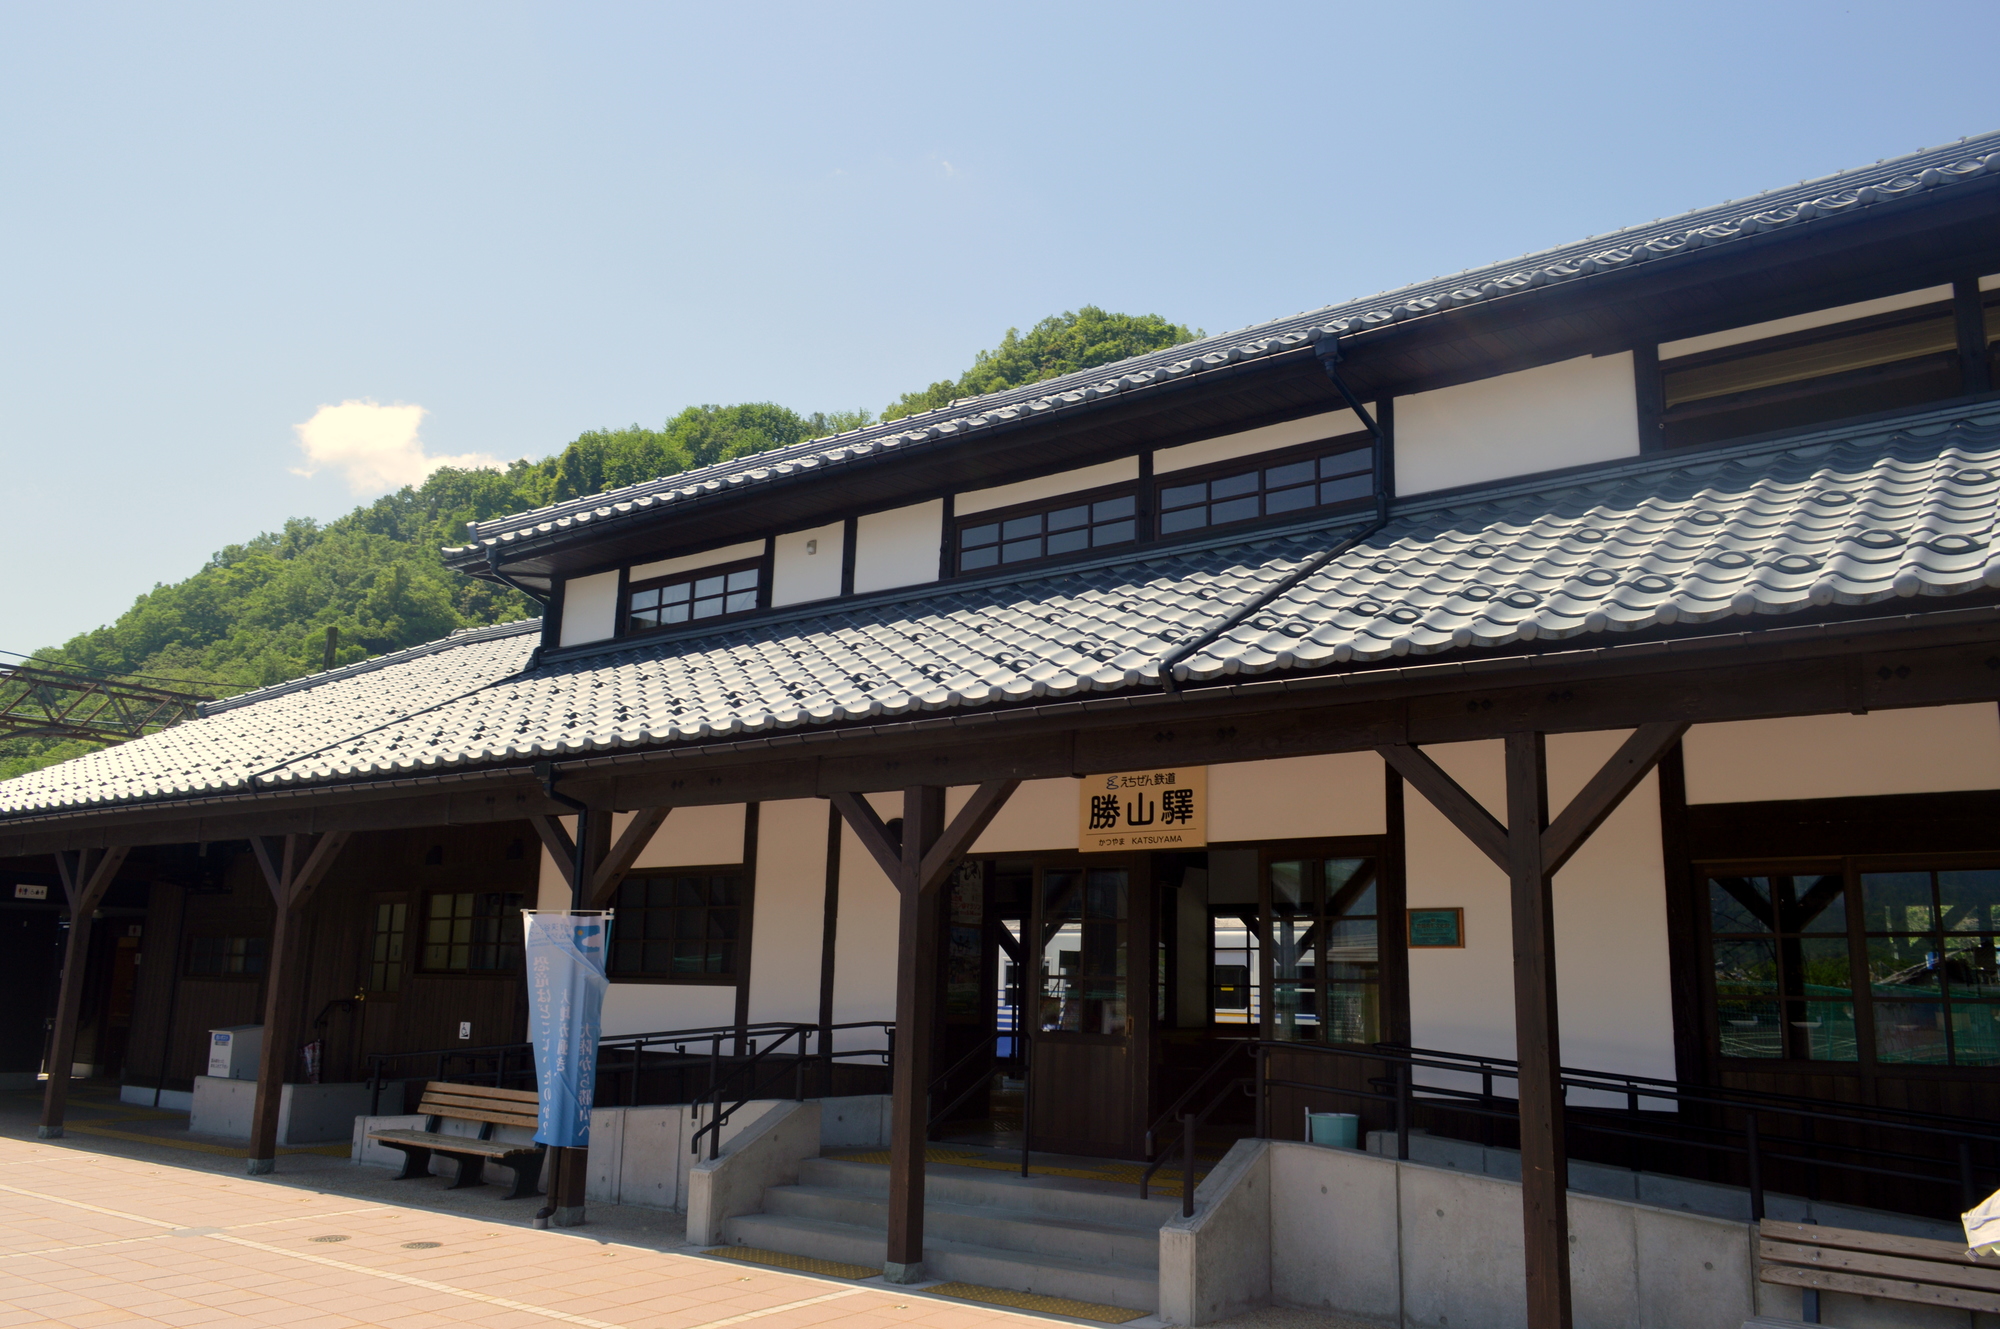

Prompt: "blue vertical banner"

[523,910,612,1148]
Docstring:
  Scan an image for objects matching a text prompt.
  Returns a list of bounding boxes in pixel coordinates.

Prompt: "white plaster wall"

[1403,733,1676,1095]
[1153,408,1362,474]
[629,803,746,868]
[1659,284,1953,359]
[956,458,1139,516]
[558,570,619,646]
[958,778,1080,854]
[1683,704,2000,804]
[535,834,571,911]
[747,799,828,1025]
[852,500,943,594]
[1395,353,1640,496]
[1209,752,1385,842]
[600,982,736,1038]
[771,522,844,607]
[629,540,764,583]
[831,792,900,1046]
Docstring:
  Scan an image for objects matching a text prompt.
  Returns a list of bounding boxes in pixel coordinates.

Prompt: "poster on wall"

[1077,766,1207,853]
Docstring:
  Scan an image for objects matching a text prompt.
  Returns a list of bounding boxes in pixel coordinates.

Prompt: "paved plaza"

[0,1086,1352,1329]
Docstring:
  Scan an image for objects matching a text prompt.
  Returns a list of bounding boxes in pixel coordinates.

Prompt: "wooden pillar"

[39,846,131,1138]
[830,780,1020,1284]
[1505,732,1572,1329]
[1377,722,1687,1329]
[246,832,349,1175]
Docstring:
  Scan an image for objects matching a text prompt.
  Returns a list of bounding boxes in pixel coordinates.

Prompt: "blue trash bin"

[1306,1110,1358,1148]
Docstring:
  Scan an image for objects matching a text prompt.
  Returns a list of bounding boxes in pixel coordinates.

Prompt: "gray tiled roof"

[6,403,1999,820]
[449,132,2000,561]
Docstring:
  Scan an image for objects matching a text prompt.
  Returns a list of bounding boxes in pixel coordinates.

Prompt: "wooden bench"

[1755,1218,2000,1319]
[367,1083,545,1200]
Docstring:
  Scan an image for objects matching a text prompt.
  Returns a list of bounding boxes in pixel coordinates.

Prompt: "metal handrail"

[1143,1039,1252,1159]
[1139,1076,1253,1216]
[1245,1039,2000,1219]
[927,1032,1013,1136]
[687,1021,894,1160]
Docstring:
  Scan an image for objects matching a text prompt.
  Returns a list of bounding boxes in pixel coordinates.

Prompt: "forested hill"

[2,308,1198,779]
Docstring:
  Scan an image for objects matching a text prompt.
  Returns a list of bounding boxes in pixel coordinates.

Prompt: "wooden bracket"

[588,806,672,909]
[1375,744,1509,871]
[829,791,902,883]
[528,815,579,893]
[249,831,350,913]
[831,781,1021,895]
[52,845,131,917]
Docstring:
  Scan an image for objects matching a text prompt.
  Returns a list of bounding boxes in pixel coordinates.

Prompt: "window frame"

[1695,853,2000,1075]
[365,893,411,996]
[621,556,768,638]
[416,889,526,976]
[184,934,267,980]
[1152,431,1376,539]
[606,865,746,986]
[950,482,1142,577]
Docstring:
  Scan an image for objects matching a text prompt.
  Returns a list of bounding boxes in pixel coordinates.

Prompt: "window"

[625,561,761,634]
[187,935,266,977]
[1210,911,1260,1025]
[368,900,407,993]
[421,892,524,972]
[1660,298,1995,449]
[957,493,1137,573]
[1708,873,1854,1061]
[1703,863,2000,1067]
[1861,869,2000,1067]
[609,873,741,978]
[1269,857,1380,1044]
[1158,439,1372,535]
[1037,867,1128,1035]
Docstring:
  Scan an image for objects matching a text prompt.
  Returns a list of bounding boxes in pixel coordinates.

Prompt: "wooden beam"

[38,845,130,1137]
[916,780,1020,896]
[829,791,902,883]
[587,806,671,909]
[1539,722,1689,875]
[1505,732,1571,1329]
[528,814,578,893]
[1376,744,1509,871]
[883,786,945,1283]
[246,831,350,1173]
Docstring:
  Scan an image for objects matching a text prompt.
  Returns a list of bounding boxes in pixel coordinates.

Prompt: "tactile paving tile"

[705,1246,880,1280]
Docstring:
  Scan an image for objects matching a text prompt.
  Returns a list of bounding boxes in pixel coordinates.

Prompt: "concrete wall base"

[686,1100,821,1246]
[191,1077,375,1145]
[882,1261,925,1285]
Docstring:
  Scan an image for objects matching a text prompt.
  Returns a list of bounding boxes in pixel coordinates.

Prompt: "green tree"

[884,307,1201,421]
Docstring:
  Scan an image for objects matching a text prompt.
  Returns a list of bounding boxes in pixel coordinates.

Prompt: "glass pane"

[1709,878,1774,933]
[727,569,758,591]
[960,523,999,548]
[1040,920,1083,1031]
[1714,939,1779,1057]
[1002,515,1042,540]
[1875,1001,1949,1064]
[1326,982,1378,1044]
[644,910,673,940]
[1265,460,1315,488]
[1325,918,1378,981]
[1868,935,1943,997]
[1002,538,1041,563]
[1266,484,1317,514]
[1160,506,1209,534]
[692,595,724,619]
[1046,504,1088,532]
[1951,1003,2000,1066]
[1320,448,1371,478]
[1211,471,1258,499]
[663,601,690,624]
[1043,870,1083,920]
[1046,528,1088,556]
[631,587,659,609]
[1786,875,1847,934]
[1211,495,1259,525]
[1092,495,1136,521]
[1797,938,1851,994]
[1160,482,1207,509]
[1940,871,2000,934]
[1862,872,1936,933]
[1665,314,1959,407]
[960,546,999,570]
[725,590,757,613]
[1798,1000,1859,1062]
[1945,936,2000,998]
[711,876,740,906]
[1091,520,1135,546]
[647,879,674,908]
[1319,474,1372,505]
[672,941,702,973]
[1270,860,1310,913]
[694,574,725,597]
[1718,1000,1782,1058]
[1325,860,1373,915]
[675,879,703,906]
[1211,914,1257,1026]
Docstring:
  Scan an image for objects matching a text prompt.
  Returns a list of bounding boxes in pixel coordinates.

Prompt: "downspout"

[1156,337,1391,694]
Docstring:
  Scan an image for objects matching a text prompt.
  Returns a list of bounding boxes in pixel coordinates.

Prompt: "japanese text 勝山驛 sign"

[1078,767,1207,852]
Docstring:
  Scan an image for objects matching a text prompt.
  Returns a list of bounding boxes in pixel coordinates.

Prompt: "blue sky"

[3,0,1996,654]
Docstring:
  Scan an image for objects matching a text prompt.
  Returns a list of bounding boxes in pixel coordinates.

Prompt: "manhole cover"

[402,1242,441,1249]
[309,1235,350,1244]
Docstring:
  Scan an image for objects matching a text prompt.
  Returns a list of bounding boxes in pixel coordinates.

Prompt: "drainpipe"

[1155,338,1392,693]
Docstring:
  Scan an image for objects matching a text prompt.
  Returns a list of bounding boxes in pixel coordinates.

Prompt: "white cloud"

[291,399,506,494]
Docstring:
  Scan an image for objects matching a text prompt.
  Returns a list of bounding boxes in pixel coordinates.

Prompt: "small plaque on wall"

[1407,908,1464,949]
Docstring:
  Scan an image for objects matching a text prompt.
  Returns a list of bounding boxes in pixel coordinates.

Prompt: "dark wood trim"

[918,781,1020,896]
[1134,451,1156,546]
[39,846,132,1135]
[621,556,768,640]
[1376,744,1509,871]
[952,478,1144,575]
[829,792,899,882]
[1540,722,1689,874]
[612,563,631,641]
[887,786,946,1274]
[1375,397,1396,501]
[1659,350,1958,424]
[1658,295,1957,372]
[1957,277,1993,395]
[937,495,955,581]
[528,815,577,894]
[1655,743,1706,1086]
[1153,428,1375,538]
[540,578,565,654]
[245,831,352,1169]
[1632,342,1664,455]
[1381,762,1411,1045]
[818,801,841,1042]
[839,517,858,597]
[587,807,671,909]
[733,804,760,1049]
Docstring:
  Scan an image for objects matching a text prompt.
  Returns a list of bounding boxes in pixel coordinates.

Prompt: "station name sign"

[1078,766,1207,853]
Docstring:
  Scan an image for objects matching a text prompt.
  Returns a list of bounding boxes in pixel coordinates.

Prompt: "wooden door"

[1026,857,1152,1159]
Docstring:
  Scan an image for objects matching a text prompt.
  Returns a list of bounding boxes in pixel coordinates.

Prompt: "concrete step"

[799,1155,1178,1227]
[761,1184,1160,1265]
[719,1212,1161,1312]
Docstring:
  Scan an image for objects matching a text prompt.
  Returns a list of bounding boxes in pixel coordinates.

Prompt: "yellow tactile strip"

[925,1282,1148,1324]
[708,1245,882,1280]
[832,1146,1211,1195]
